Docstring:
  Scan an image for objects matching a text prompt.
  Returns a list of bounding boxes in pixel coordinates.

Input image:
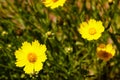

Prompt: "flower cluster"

[14,2,116,75]
[15,40,47,74]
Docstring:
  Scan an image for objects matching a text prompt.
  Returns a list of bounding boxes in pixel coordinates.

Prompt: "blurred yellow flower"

[78,19,104,40]
[43,0,66,9]
[15,40,47,74]
[108,0,113,5]
[97,43,115,61]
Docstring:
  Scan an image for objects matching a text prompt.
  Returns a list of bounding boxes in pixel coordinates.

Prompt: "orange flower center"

[52,0,58,2]
[28,53,37,63]
[97,51,112,61]
[89,28,96,35]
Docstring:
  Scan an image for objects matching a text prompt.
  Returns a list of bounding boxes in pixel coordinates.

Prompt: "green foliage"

[0,0,120,80]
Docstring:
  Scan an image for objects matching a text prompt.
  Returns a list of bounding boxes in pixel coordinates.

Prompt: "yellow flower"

[78,19,104,40]
[97,43,115,61]
[43,0,66,9]
[15,40,47,74]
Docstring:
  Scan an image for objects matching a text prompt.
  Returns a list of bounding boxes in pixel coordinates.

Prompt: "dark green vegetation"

[0,0,120,80]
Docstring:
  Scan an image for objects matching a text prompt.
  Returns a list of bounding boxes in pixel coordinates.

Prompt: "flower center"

[102,51,109,58]
[97,51,112,61]
[52,0,58,2]
[28,53,37,63]
[89,28,96,35]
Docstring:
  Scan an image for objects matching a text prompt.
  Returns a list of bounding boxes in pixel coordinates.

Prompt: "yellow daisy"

[97,43,115,61]
[43,0,66,9]
[15,40,47,74]
[78,19,105,40]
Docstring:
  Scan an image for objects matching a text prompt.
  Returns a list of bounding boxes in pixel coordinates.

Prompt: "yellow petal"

[106,44,113,53]
[34,62,43,72]
[24,63,34,74]
[15,59,26,67]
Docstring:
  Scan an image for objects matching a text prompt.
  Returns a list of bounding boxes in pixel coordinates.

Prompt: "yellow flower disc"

[27,53,37,63]
[89,28,96,35]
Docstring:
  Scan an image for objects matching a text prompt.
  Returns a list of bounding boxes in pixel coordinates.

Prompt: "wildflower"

[78,19,104,40]
[15,40,47,74]
[43,0,66,9]
[97,43,115,61]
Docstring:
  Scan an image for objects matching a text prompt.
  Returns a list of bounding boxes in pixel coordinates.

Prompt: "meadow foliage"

[0,0,120,80]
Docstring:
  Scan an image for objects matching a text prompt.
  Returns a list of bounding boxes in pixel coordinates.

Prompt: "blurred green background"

[0,0,120,80]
